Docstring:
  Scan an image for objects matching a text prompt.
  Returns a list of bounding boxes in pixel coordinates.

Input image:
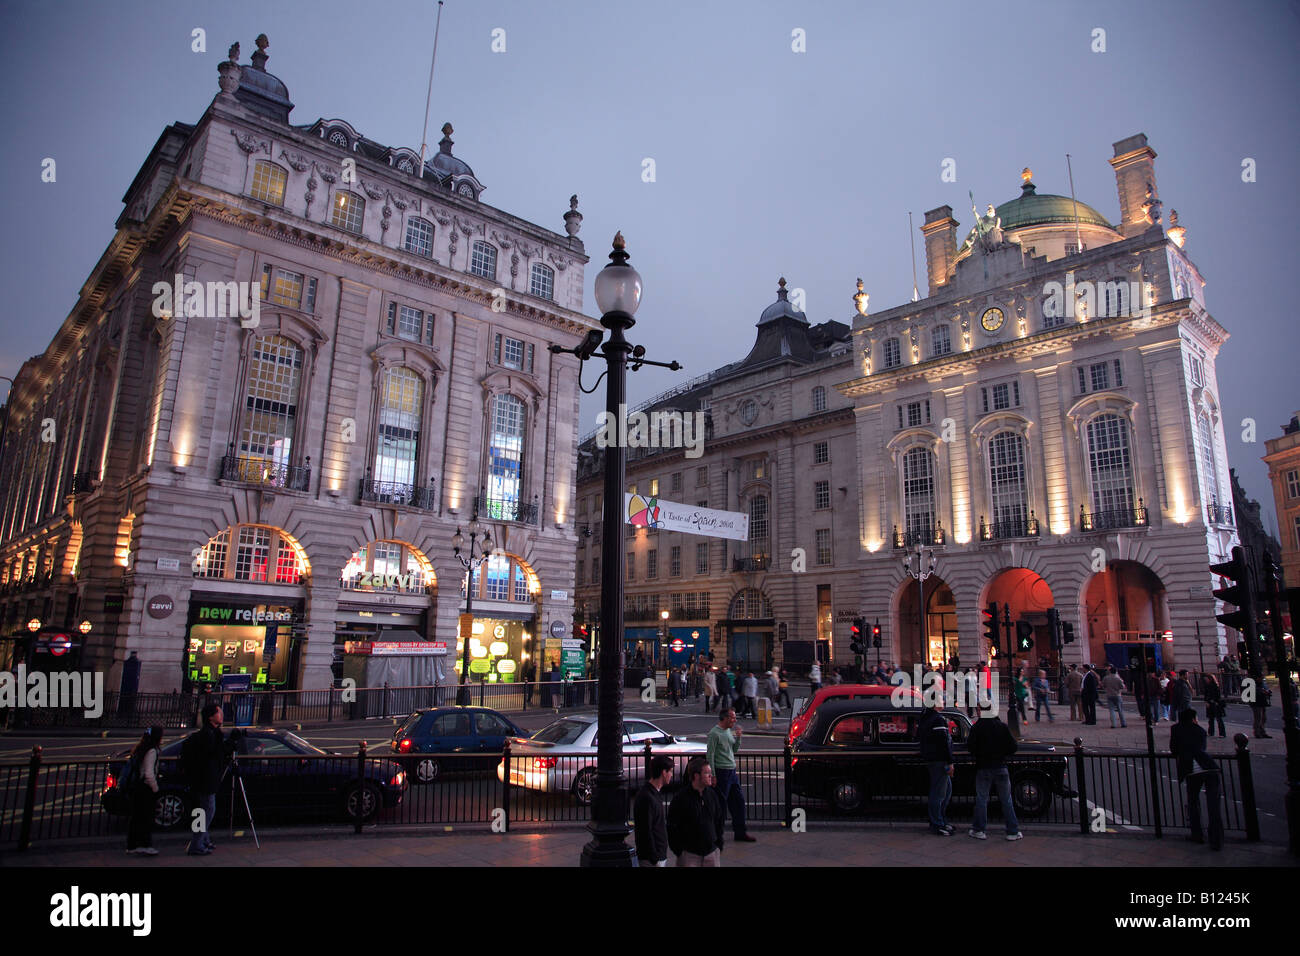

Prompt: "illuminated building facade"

[0,37,594,691]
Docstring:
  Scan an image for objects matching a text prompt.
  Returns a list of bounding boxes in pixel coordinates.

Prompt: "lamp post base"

[580,824,638,867]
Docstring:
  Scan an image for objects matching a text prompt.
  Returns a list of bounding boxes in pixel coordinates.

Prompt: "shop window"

[194,525,304,584]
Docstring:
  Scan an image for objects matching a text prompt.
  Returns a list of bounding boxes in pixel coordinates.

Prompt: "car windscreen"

[282,732,326,754]
[530,719,589,744]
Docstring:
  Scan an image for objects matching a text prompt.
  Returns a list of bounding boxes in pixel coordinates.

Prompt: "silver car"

[497,715,707,805]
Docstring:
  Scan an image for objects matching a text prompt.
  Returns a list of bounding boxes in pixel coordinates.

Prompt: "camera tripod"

[220,752,260,849]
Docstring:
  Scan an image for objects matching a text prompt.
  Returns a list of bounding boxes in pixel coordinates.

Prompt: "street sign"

[670,638,685,652]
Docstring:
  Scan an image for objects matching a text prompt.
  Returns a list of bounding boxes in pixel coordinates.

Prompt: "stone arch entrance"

[1082,560,1169,668]
[982,568,1057,670]
[895,576,956,668]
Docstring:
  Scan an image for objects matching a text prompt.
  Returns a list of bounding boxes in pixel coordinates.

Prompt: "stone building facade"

[0,38,595,693]
[842,134,1238,672]
[1263,413,1300,590]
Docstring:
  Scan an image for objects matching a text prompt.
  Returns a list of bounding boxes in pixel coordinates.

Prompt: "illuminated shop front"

[333,540,435,683]
[453,552,539,683]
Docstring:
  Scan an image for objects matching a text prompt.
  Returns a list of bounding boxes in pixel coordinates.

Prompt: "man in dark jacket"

[634,755,674,866]
[1170,670,1194,717]
[184,703,227,856]
[919,706,954,835]
[667,757,725,866]
[1169,708,1223,850]
[1080,665,1100,725]
[967,711,1021,840]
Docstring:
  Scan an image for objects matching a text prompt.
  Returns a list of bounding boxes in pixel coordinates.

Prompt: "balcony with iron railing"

[70,471,97,495]
[670,604,711,621]
[978,512,1041,541]
[1206,501,1235,527]
[359,472,437,511]
[1079,500,1148,532]
[221,450,311,492]
[473,494,540,525]
[623,605,665,623]
[892,523,947,550]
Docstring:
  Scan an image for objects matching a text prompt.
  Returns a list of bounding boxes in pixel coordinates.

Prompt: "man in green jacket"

[706,709,756,842]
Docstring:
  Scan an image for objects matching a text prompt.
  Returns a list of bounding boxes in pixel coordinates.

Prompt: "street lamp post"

[660,608,670,668]
[452,513,493,706]
[551,233,679,867]
[902,543,938,667]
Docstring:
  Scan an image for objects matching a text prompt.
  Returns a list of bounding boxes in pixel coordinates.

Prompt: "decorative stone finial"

[1021,167,1033,183]
[218,42,244,95]
[854,278,869,316]
[227,42,240,63]
[569,194,579,212]
[777,277,787,297]
[1167,209,1186,249]
[439,123,454,153]
[564,194,583,237]
[1142,181,1162,226]
[251,34,269,71]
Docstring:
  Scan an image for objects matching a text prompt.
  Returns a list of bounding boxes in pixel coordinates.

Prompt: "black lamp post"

[902,542,938,666]
[551,233,679,867]
[452,512,493,705]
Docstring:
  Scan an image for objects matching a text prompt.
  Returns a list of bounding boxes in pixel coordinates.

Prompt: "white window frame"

[330,190,365,234]
[470,241,498,280]
[404,217,434,258]
[529,262,554,300]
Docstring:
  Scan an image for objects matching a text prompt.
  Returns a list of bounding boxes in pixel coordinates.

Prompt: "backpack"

[119,752,142,790]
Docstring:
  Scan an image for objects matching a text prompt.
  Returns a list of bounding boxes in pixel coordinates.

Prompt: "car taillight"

[398,738,412,752]
[533,757,557,769]
[105,772,116,790]
[391,772,405,787]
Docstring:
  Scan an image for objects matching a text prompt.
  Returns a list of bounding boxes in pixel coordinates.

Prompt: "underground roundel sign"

[671,639,685,653]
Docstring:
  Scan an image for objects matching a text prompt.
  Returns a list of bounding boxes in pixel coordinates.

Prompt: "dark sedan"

[390,706,528,783]
[100,729,407,828]
[790,700,1073,817]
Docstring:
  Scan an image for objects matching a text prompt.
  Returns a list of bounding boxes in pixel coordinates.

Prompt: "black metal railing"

[222,454,311,492]
[1079,500,1148,532]
[731,555,769,572]
[1207,502,1234,526]
[1,733,1261,850]
[893,525,947,549]
[473,494,540,524]
[979,513,1041,541]
[359,477,437,511]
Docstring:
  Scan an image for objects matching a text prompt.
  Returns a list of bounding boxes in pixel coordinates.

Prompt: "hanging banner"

[624,494,749,541]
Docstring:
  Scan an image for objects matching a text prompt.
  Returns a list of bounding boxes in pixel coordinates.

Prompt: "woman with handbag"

[126,725,164,856]
[1202,674,1226,737]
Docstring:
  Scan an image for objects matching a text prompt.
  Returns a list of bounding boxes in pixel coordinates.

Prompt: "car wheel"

[344,782,382,823]
[829,778,865,815]
[1011,772,1051,817]
[153,791,188,830]
[572,767,597,806]
[413,757,440,784]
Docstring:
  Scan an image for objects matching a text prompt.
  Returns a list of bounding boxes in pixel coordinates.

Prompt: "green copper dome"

[996,181,1112,231]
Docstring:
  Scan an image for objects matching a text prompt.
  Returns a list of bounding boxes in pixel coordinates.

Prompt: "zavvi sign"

[146,595,175,619]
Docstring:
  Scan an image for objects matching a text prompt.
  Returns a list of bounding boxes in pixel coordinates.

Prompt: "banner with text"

[625,494,749,541]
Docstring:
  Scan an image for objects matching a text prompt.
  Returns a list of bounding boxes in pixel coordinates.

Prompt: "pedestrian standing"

[634,755,674,867]
[809,660,822,695]
[1169,709,1223,850]
[1171,670,1193,718]
[1080,665,1099,725]
[1144,670,1162,724]
[741,672,759,718]
[967,709,1022,841]
[522,659,535,706]
[183,704,225,856]
[964,668,980,718]
[667,757,725,866]
[777,668,792,710]
[1159,671,1172,721]
[718,667,734,714]
[1011,668,1029,724]
[702,666,718,713]
[706,709,756,843]
[1031,669,1054,722]
[1101,666,1128,728]
[1251,684,1272,739]
[1202,674,1226,737]
[125,725,163,855]
[1065,664,1082,721]
[919,704,954,836]
[668,665,681,708]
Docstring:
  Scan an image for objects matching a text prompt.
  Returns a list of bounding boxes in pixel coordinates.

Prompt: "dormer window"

[328,129,350,149]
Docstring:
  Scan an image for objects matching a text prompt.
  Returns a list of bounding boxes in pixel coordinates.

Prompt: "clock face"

[981,307,1005,333]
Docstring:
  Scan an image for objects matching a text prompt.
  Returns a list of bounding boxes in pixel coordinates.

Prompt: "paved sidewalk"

[7,824,1296,868]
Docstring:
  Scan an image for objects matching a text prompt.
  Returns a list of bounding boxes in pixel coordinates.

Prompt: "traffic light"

[872,622,882,648]
[1046,608,1061,649]
[1015,620,1034,653]
[1211,546,1254,635]
[1062,622,1076,644]
[983,603,999,649]
[1237,640,1252,674]
[850,617,866,655]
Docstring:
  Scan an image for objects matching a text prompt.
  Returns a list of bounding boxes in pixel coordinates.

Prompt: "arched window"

[404,217,434,258]
[331,190,365,233]
[748,494,769,565]
[470,241,498,280]
[194,525,305,585]
[529,262,554,300]
[931,324,952,357]
[487,393,527,518]
[341,541,431,593]
[901,447,935,542]
[988,431,1028,535]
[883,337,902,369]
[1086,414,1136,523]
[812,386,827,412]
[374,367,423,487]
[235,335,303,486]
[249,161,287,206]
[1197,410,1220,506]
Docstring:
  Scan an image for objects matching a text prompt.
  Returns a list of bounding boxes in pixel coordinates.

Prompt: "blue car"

[390,706,527,783]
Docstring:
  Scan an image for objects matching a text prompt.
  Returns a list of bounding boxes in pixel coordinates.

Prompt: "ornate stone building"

[574,281,858,674]
[0,37,595,692]
[842,134,1238,671]
[1263,414,1300,589]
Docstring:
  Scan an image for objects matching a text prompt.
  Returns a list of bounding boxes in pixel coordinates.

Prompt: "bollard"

[1073,738,1089,835]
[501,740,512,833]
[355,740,367,834]
[18,745,42,851]
[1234,733,1260,841]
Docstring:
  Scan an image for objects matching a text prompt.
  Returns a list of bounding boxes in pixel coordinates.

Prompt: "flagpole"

[908,211,919,302]
[418,1,445,179]
[1066,153,1083,254]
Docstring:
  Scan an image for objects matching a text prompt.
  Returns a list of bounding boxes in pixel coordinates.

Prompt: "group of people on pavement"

[687,659,793,717]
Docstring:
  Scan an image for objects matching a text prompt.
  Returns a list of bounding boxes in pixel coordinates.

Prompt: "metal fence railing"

[1,733,1262,850]
[0,680,601,732]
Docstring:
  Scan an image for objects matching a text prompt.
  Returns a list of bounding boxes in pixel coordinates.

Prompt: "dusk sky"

[2,0,1297,526]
